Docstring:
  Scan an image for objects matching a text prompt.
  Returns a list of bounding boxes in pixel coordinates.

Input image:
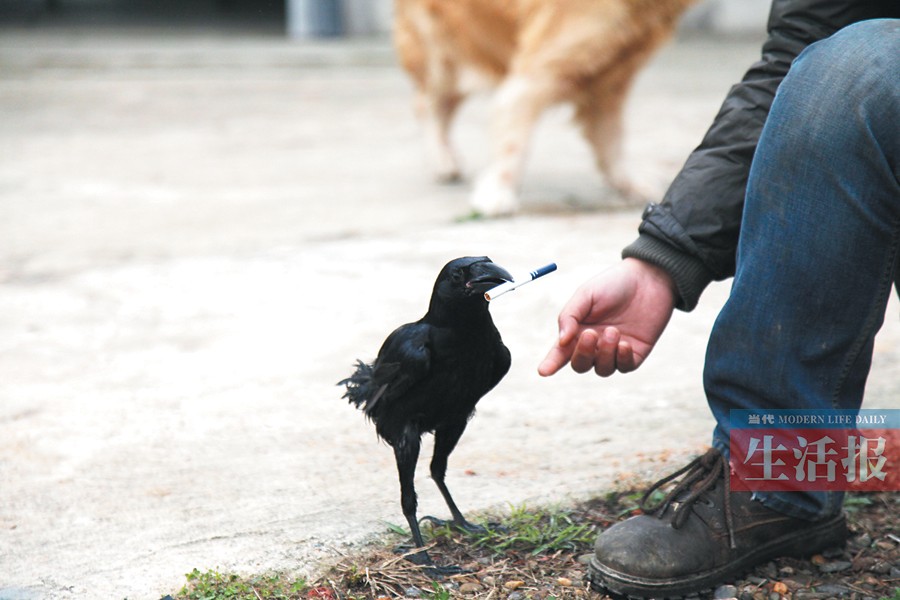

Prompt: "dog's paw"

[470,171,519,217]
[435,167,463,185]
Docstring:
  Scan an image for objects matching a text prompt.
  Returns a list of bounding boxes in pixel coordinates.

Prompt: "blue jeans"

[705,19,900,520]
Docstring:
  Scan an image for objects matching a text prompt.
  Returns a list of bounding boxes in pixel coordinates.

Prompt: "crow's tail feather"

[338,359,374,410]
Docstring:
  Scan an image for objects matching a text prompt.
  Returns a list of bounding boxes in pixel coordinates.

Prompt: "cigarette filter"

[485,262,557,301]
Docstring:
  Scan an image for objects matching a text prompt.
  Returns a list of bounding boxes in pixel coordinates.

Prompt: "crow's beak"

[466,260,514,293]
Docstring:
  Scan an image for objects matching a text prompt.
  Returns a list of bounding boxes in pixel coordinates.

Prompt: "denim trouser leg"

[704,20,900,520]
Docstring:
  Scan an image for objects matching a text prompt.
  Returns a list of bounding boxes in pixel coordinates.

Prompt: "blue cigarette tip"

[529,263,557,280]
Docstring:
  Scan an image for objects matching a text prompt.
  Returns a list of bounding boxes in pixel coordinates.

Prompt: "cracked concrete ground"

[1,28,898,600]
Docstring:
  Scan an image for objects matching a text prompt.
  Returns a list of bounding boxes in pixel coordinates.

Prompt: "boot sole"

[588,511,847,599]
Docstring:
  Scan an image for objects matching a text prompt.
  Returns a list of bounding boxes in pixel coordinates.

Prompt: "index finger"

[537,337,576,377]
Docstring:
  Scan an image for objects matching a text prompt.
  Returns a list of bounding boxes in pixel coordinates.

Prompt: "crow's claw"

[483,521,508,534]
[404,549,433,566]
[424,564,467,579]
[419,515,452,528]
[400,547,468,578]
[420,515,502,536]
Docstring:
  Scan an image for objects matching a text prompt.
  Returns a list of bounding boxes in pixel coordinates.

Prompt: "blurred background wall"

[0,0,771,36]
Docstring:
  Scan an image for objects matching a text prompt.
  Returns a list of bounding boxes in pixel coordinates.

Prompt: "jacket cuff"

[621,235,714,312]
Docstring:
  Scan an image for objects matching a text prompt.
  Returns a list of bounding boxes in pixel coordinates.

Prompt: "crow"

[340,256,513,569]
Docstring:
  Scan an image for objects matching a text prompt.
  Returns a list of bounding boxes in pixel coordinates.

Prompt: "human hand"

[538,258,677,377]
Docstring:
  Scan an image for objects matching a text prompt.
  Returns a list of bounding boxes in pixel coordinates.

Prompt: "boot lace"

[639,448,736,549]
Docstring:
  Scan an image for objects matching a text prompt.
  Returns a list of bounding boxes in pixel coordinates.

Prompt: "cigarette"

[485,263,557,301]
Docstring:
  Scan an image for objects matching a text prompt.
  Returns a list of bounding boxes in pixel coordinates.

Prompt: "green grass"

[426,503,596,556]
[424,581,453,600]
[842,493,874,513]
[453,210,485,223]
[169,493,898,600]
[176,568,309,600]
[172,503,595,599]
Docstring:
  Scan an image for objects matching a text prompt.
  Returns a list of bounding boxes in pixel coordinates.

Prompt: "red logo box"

[730,427,900,492]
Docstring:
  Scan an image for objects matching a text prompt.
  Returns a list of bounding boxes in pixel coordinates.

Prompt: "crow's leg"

[393,433,431,565]
[394,432,464,576]
[422,422,486,534]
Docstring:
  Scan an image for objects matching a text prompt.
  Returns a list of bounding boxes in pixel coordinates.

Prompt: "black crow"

[340,256,513,568]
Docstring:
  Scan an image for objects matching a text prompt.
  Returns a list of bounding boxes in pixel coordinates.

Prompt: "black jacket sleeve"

[623,0,900,311]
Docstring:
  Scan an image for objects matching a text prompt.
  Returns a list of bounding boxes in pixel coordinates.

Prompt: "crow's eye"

[451,270,464,284]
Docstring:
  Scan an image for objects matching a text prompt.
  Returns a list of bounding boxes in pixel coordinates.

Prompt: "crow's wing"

[363,322,432,417]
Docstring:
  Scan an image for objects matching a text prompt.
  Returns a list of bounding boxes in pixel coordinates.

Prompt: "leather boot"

[589,449,847,598]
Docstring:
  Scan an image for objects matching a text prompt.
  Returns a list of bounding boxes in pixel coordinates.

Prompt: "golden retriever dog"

[394,0,698,215]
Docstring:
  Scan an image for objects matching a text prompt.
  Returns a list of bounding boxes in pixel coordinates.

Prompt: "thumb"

[557,315,579,346]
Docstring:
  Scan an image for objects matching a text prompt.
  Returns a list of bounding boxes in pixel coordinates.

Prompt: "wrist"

[623,257,677,305]
[622,235,714,311]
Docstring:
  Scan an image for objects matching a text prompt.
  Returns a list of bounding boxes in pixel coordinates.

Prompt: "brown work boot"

[589,449,847,598]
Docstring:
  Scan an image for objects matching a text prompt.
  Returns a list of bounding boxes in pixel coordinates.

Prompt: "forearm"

[626,0,897,311]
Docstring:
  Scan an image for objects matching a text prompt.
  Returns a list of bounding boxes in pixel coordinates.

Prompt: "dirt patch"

[313,492,900,600]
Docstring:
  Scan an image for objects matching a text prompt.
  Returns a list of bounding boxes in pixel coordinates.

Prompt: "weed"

[382,521,410,537]
[424,581,452,600]
[453,210,484,223]
[168,491,899,600]
[428,503,595,556]
[843,493,874,513]
[177,568,309,600]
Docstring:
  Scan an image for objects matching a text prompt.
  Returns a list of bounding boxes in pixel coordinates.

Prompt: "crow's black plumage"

[340,256,513,568]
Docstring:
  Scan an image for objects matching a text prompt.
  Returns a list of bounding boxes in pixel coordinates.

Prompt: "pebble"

[872,560,892,574]
[504,580,525,590]
[768,592,781,600]
[715,585,739,599]
[458,582,482,594]
[814,584,849,597]
[557,577,574,587]
[854,533,873,548]
[772,582,788,595]
[891,566,900,578]
[405,586,423,598]
[481,575,496,586]
[577,553,593,565]
[778,566,794,576]
[508,593,525,600]
[818,560,852,573]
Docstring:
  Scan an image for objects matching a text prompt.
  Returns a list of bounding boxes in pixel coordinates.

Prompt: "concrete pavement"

[1,28,898,600]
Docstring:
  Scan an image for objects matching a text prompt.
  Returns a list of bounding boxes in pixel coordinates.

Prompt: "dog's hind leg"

[575,65,655,204]
[395,2,465,184]
[416,89,464,183]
